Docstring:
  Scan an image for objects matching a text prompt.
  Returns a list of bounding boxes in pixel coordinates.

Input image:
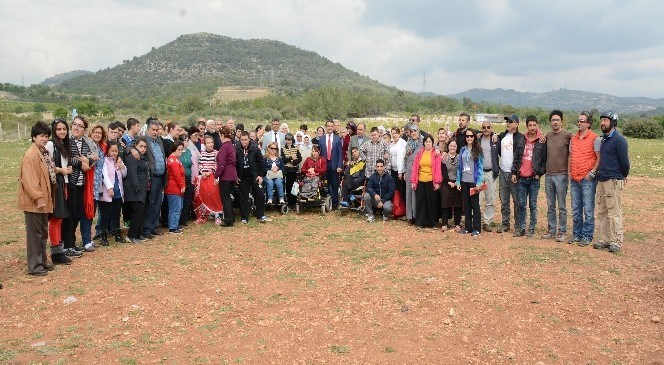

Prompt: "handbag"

[266,170,283,180]
[392,189,406,218]
[52,174,70,219]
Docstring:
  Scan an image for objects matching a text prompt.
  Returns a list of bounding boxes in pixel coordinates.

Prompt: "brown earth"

[0,177,662,364]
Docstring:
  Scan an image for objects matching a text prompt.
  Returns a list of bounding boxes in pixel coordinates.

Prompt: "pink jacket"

[100,156,127,202]
[410,148,442,185]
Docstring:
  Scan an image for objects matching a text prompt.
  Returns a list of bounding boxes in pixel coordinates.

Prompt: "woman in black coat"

[123,137,151,243]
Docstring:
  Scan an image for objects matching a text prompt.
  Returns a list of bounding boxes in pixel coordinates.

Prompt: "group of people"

[17,110,629,275]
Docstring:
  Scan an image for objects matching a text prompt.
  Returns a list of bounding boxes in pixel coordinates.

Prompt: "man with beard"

[542,110,572,242]
[593,111,629,253]
[454,112,479,148]
[236,131,269,224]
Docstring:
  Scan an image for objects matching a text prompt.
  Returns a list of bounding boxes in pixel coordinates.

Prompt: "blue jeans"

[516,176,540,233]
[499,171,517,229]
[545,174,568,235]
[265,177,284,202]
[166,194,183,230]
[570,178,596,241]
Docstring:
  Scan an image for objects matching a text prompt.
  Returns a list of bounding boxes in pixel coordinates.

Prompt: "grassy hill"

[58,32,398,101]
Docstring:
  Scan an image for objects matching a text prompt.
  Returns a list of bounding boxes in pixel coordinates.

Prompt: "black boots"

[112,230,124,243]
[100,231,110,246]
[52,252,72,265]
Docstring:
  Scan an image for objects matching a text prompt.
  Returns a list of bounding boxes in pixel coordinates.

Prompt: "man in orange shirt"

[568,111,601,247]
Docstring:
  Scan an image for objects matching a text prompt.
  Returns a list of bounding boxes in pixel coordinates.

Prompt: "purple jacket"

[215,140,238,182]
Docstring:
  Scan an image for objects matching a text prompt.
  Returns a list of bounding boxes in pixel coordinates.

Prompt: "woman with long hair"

[456,131,485,236]
[410,135,442,228]
[264,141,286,205]
[97,140,127,245]
[89,123,107,245]
[389,126,407,208]
[45,119,73,263]
[215,126,237,227]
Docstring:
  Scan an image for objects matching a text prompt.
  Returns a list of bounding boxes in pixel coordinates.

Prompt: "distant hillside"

[42,70,93,85]
[58,32,398,100]
[449,88,664,114]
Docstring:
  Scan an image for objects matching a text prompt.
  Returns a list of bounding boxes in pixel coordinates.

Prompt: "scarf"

[39,144,57,185]
[405,136,422,158]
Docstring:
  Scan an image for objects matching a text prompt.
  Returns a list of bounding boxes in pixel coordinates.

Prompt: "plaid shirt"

[359,140,391,178]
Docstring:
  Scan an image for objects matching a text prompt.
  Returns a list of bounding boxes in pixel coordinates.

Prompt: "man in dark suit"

[319,119,343,208]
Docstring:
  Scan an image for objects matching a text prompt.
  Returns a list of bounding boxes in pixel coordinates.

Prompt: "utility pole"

[422,72,426,94]
[22,73,24,87]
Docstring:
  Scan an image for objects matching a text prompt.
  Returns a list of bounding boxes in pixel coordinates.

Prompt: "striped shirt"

[199,150,218,174]
[359,140,391,178]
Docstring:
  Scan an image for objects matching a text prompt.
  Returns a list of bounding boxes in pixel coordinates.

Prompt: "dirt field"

[1,172,662,364]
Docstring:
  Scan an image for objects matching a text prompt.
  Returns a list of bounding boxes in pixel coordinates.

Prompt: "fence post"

[18,123,20,140]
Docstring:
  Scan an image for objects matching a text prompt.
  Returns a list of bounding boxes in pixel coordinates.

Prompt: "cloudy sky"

[2,0,663,98]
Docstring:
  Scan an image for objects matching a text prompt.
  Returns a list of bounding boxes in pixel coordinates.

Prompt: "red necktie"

[327,135,332,161]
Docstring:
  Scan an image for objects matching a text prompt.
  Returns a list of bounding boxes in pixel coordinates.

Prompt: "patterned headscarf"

[405,131,422,158]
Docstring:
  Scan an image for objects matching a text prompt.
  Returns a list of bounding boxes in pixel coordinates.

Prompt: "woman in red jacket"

[299,146,327,200]
[165,141,186,234]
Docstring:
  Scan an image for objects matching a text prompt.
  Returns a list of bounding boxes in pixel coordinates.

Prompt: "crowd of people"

[17,110,630,276]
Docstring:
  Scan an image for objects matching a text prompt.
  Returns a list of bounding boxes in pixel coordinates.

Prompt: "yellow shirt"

[418,150,433,182]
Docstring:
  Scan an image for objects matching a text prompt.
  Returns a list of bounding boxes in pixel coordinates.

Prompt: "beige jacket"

[17,143,53,213]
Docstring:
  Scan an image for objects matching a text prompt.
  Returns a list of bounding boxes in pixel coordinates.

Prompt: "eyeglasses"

[465,135,475,138]
[481,126,491,130]
[269,147,278,150]
[72,123,85,128]
[577,119,590,123]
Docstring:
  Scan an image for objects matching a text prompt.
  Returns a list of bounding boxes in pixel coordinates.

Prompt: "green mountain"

[41,70,93,86]
[58,32,398,100]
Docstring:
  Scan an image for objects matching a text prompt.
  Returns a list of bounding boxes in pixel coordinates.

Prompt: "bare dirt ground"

[0,176,662,364]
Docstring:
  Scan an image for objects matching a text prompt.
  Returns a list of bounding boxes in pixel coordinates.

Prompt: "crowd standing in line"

[17,110,630,276]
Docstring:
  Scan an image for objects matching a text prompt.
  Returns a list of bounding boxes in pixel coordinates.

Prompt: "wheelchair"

[294,174,332,214]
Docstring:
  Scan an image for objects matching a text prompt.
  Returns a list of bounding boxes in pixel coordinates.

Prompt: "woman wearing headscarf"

[281,133,302,209]
[294,131,305,147]
[410,135,443,228]
[18,122,55,275]
[299,134,313,170]
[403,124,423,223]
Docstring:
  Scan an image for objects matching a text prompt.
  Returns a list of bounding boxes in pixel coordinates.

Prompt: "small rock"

[652,316,661,323]
[122,317,129,322]
[31,341,46,347]
[449,308,455,317]
[437,249,443,255]
[507,351,515,360]
[63,296,77,305]
[461,336,469,343]
[401,305,409,313]
[443,318,451,325]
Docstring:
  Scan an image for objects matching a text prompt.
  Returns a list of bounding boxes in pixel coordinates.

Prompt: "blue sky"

[1,0,662,98]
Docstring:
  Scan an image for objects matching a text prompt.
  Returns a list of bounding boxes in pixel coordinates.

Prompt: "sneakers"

[608,243,621,253]
[513,229,525,237]
[143,233,155,240]
[64,248,83,258]
[555,233,567,243]
[241,219,248,224]
[214,216,222,225]
[578,238,591,247]
[84,243,96,252]
[568,236,581,245]
[278,198,285,204]
[367,215,375,223]
[526,230,535,238]
[266,199,273,205]
[169,228,183,234]
[471,230,480,237]
[383,216,389,222]
[339,201,349,208]
[28,270,48,276]
[459,229,469,234]
[259,216,272,223]
[482,223,493,232]
[541,232,555,240]
[593,241,610,250]
[496,225,509,233]
[52,253,72,265]
[130,237,147,244]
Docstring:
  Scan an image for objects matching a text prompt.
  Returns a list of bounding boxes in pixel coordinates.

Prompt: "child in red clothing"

[165,141,186,234]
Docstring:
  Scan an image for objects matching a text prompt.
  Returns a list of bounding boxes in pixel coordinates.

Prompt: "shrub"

[622,118,664,139]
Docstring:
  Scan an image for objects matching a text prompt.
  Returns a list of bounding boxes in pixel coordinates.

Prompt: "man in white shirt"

[261,118,285,155]
[496,114,524,233]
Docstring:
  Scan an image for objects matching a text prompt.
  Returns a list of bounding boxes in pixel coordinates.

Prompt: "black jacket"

[124,153,150,203]
[205,130,222,151]
[512,133,547,178]
[454,127,480,150]
[236,141,265,182]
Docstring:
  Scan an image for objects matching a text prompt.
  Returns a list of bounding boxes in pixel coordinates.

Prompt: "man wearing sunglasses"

[479,121,500,232]
[496,114,524,233]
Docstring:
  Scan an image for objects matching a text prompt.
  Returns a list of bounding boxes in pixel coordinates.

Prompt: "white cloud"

[0,0,662,98]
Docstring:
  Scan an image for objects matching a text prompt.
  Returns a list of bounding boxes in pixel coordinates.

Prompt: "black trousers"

[285,171,298,207]
[127,201,146,239]
[122,199,133,225]
[160,194,169,227]
[461,182,481,232]
[25,212,48,273]
[415,181,439,227]
[442,207,462,227]
[219,180,235,226]
[98,198,122,233]
[238,176,266,221]
[180,178,194,225]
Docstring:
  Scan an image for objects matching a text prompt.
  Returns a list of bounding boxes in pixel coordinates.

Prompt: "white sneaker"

[367,215,374,223]
[267,199,273,205]
[278,198,285,204]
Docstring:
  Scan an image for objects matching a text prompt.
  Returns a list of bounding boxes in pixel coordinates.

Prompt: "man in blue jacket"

[363,159,395,222]
[594,111,630,253]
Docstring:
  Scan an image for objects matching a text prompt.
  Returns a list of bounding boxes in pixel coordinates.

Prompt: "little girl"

[165,141,186,234]
[98,141,127,245]
[194,136,223,224]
